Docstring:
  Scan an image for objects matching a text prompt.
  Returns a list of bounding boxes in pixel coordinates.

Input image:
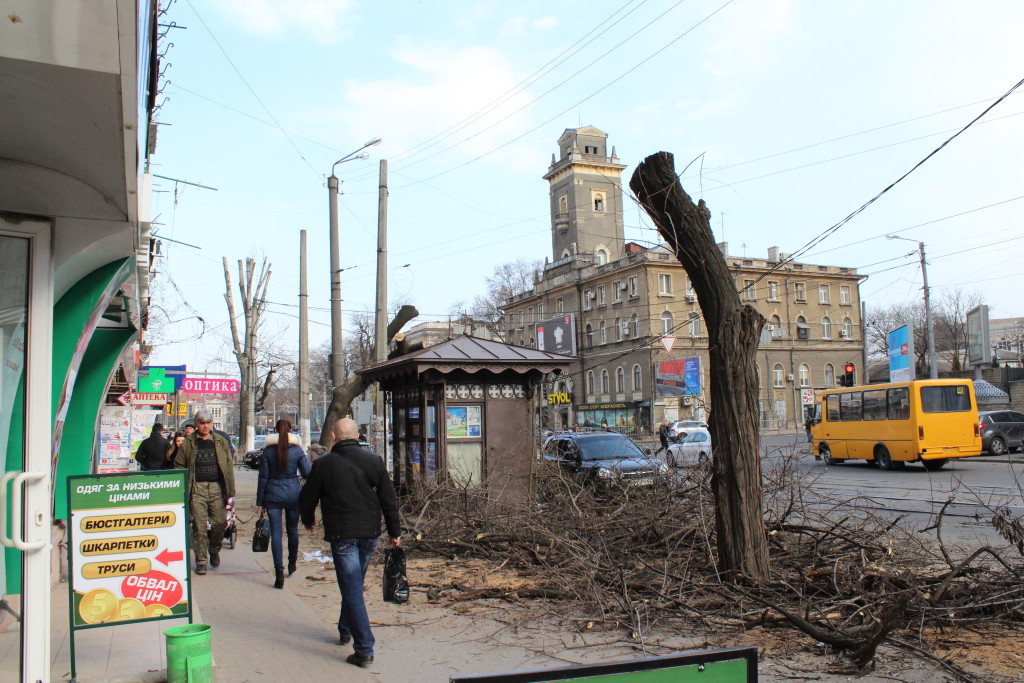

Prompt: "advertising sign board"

[966,304,990,367]
[887,324,915,382]
[139,364,187,393]
[67,471,191,676]
[655,358,701,397]
[181,377,240,394]
[535,314,577,356]
[801,388,815,406]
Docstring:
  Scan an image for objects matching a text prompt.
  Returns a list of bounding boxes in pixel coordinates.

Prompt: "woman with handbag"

[257,419,311,588]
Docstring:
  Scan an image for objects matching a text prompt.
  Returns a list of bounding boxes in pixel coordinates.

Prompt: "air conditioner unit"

[620,322,629,335]
[617,282,627,290]
[840,330,849,337]
[685,294,697,303]
[681,396,692,406]
[786,374,794,382]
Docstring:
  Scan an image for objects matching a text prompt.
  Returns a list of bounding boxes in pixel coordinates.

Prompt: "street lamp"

[886,235,937,378]
[327,138,382,390]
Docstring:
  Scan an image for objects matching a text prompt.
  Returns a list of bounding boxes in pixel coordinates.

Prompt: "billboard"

[655,357,701,397]
[138,365,186,393]
[535,314,576,356]
[887,324,915,382]
[966,304,990,367]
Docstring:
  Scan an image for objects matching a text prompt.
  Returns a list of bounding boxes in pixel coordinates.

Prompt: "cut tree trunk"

[318,304,419,446]
[630,151,769,583]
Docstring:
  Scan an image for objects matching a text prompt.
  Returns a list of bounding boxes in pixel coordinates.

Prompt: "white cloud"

[532,16,558,30]
[305,42,541,173]
[213,0,356,43]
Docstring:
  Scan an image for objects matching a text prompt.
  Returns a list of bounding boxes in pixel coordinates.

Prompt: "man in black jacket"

[300,417,400,668]
[135,423,168,471]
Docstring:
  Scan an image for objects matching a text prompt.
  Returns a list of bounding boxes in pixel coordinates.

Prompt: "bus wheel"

[875,446,895,471]
[821,445,841,465]
[923,458,948,471]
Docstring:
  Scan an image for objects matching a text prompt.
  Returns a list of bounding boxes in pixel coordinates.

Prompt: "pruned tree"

[865,302,929,377]
[934,288,983,372]
[318,304,419,446]
[630,151,768,583]
[223,256,271,453]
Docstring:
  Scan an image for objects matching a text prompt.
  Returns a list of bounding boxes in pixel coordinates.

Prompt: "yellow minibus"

[809,379,981,470]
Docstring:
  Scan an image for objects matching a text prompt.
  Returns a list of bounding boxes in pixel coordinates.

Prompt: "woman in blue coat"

[257,419,311,588]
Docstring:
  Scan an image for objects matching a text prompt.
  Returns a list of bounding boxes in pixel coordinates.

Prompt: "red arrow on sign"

[155,548,184,566]
[116,390,132,406]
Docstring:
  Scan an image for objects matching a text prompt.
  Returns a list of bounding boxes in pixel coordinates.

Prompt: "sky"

[148,0,1024,373]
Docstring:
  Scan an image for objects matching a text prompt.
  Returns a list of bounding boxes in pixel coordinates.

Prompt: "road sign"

[660,336,677,353]
[67,470,192,680]
[116,390,132,406]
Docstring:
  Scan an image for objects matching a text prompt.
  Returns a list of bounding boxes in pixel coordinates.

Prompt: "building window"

[628,275,638,297]
[600,320,607,344]
[631,313,639,337]
[688,312,701,338]
[601,369,610,394]
[799,363,810,387]
[587,370,595,395]
[842,317,853,337]
[633,364,642,391]
[818,284,830,304]
[616,367,625,392]
[597,286,606,306]
[538,302,544,317]
[822,316,832,338]
[583,289,593,310]
[526,306,533,324]
[585,324,593,347]
[659,274,672,295]
[773,364,785,387]
[737,279,752,301]
[615,317,622,341]
[585,145,598,154]
[769,314,782,335]
[593,193,605,212]
[685,276,694,295]
[595,248,608,265]
[795,282,806,302]
[825,363,835,386]
[840,285,851,305]
[768,281,779,300]
[612,280,622,302]
[660,311,673,335]
[558,194,567,213]
[797,315,809,340]
[556,297,564,313]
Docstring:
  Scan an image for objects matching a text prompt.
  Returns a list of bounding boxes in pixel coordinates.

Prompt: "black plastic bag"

[382,546,409,603]
[251,512,270,553]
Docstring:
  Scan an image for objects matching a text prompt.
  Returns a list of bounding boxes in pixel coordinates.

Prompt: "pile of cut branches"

[400,453,1024,677]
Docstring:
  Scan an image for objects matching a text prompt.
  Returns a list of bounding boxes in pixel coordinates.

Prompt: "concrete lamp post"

[886,234,937,379]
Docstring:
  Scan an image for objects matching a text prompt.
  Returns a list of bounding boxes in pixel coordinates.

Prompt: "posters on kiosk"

[68,471,191,628]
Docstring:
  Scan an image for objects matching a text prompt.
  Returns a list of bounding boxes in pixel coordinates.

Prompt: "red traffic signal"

[844,364,855,374]
[843,364,855,387]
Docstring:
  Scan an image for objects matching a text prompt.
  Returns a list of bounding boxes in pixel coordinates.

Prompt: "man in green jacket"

[174,410,235,574]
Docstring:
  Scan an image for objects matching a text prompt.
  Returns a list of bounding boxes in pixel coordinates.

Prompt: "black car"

[243,449,262,470]
[539,431,666,488]
[979,410,1024,455]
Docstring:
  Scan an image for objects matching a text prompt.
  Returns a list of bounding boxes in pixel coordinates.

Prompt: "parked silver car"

[666,420,709,441]
[666,431,713,467]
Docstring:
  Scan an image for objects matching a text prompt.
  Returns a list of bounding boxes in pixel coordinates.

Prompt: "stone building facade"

[503,126,866,433]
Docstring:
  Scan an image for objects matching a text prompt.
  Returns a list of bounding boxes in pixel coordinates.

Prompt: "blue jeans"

[266,506,299,572]
[330,538,378,657]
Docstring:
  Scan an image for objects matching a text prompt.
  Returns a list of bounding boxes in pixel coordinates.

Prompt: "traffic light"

[843,363,855,387]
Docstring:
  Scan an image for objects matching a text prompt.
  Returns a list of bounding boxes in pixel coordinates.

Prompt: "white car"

[666,431,712,467]
[666,420,709,441]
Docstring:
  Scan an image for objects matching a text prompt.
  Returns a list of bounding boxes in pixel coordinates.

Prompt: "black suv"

[539,431,666,487]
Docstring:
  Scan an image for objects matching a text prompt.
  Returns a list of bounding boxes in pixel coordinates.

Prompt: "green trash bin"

[165,623,213,683]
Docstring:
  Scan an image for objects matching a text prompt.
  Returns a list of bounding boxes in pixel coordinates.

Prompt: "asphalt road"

[760,433,1024,546]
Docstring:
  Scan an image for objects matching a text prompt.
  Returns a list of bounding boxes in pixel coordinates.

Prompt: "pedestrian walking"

[258,419,311,589]
[657,419,670,454]
[164,430,184,469]
[182,423,195,437]
[299,418,401,669]
[135,423,168,471]
[174,411,235,575]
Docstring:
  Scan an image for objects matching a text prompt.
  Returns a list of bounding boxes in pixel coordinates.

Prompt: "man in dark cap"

[135,423,168,471]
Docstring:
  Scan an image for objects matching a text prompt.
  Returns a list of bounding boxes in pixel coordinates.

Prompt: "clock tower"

[543,126,627,264]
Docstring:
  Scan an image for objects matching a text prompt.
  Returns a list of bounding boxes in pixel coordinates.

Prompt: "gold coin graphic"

[116,597,146,621]
[145,603,173,618]
[78,589,119,624]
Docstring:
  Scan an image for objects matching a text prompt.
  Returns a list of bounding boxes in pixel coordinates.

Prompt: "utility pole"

[374,159,389,461]
[327,175,345,391]
[919,242,938,379]
[299,229,310,448]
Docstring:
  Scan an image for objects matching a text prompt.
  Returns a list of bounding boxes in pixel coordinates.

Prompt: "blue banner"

[887,325,914,382]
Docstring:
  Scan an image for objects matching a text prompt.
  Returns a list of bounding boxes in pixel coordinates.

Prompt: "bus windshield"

[919,385,972,413]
